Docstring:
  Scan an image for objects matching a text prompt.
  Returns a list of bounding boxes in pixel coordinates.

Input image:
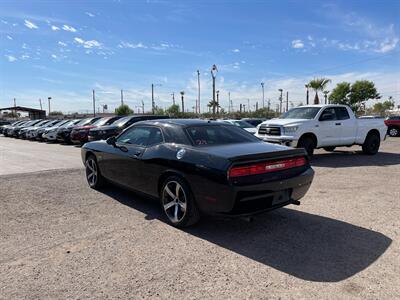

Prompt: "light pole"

[278,89,283,113]
[216,90,220,114]
[323,91,329,104]
[39,98,42,110]
[305,84,309,105]
[197,70,200,114]
[286,91,289,112]
[180,91,185,114]
[211,64,218,116]
[151,83,162,114]
[47,97,52,117]
[261,82,265,109]
[171,92,175,105]
[247,98,250,113]
[92,90,95,117]
[120,89,124,106]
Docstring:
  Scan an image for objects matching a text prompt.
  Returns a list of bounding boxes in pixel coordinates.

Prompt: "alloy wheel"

[389,128,398,137]
[86,158,98,187]
[162,181,187,223]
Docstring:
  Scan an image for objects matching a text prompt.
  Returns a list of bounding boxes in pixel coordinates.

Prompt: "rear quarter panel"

[355,118,387,144]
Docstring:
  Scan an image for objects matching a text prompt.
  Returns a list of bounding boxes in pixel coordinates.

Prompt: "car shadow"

[312,151,400,168]
[100,187,392,283]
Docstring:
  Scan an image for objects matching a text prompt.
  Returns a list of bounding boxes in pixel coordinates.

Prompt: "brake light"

[228,157,306,178]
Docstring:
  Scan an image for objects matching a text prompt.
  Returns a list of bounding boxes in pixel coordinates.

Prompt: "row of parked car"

[0,115,171,144]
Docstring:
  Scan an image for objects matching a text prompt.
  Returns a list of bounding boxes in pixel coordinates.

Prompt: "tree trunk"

[314,92,319,104]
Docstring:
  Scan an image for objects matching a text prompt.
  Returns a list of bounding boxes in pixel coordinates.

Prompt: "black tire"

[160,176,200,228]
[85,155,106,189]
[297,136,315,157]
[323,146,336,152]
[388,127,399,137]
[362,132,380,155]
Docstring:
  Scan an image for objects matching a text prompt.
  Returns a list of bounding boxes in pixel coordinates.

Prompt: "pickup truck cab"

[255,104,387,156]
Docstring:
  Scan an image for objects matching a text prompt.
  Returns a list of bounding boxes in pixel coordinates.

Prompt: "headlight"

[283,126,298,134]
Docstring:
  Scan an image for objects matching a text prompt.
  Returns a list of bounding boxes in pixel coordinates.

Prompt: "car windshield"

[186,125,259,146]
[92,118,111,126]
[231,120,255,129]
[112,116,132,127]
[76,118,92,126]
[281,107,321,119]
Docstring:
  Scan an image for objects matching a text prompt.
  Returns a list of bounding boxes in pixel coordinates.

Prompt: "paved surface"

[0,136,399,299]
[0,137,82,175]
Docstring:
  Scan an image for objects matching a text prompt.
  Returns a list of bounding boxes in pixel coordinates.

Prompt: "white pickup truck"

[255,104,387,156]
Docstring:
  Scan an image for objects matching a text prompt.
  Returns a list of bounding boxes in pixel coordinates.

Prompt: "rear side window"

[186,125,258,146]
[335,107,350,120]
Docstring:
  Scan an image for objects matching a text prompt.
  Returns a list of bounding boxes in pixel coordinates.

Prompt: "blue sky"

[0,0,399,113]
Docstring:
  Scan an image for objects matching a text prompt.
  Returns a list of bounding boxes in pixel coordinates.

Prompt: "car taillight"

[228,157,307,178]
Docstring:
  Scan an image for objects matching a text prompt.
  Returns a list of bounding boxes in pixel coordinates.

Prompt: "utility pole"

[92,90,95,117]
[267,99,271,113]
[247,98,250,113]
[240,103,242,113]
[48,97,52,117]
[278,89,283,113]
[120,89,124,106]
[261,82,265,108]
[197,70,200,114]
[171,93,175,105]
[180,91,185,114]
[256,101,258,111]
[151,84,154,114]
[39,98,42,110]
[211,64,218,116]
[286,91,289,112]
[141,100,145,114]
[305,84,309,105]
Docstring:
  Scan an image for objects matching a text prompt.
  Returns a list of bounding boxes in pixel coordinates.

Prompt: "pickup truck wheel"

[362,133,380,155]
[297,136,315,157]
[388,127,399,137]
[323,147,336,152]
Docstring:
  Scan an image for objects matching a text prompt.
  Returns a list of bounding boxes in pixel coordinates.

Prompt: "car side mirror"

[320,113,334,121]
[106,136,116,146]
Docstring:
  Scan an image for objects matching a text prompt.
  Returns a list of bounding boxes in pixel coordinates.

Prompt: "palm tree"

[323,90,330,104]
[308,78,331,104]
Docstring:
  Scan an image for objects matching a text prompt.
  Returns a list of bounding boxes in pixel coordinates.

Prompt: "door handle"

[335,122,341,126]
[132,150,142,158]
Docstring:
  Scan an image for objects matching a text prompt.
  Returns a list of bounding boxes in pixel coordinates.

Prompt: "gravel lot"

[0,137,399,299]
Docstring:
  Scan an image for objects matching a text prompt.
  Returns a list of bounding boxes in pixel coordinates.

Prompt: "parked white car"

[219,119,257,134]
[255,104,387,156]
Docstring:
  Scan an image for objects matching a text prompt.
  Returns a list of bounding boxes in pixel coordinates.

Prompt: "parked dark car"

[241,118,268,127]
[11,120,43,138]
[57,117,101,143]
[2,120,28,136]
[82,119,314,227]
[88,115,169,141]
[70,116,121,145]
[0,120,13,134]
[385,115,400,137]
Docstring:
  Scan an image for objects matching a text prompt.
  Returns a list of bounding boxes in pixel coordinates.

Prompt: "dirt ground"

[0,137,399,299]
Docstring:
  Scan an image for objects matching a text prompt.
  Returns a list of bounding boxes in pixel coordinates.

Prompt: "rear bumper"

[194,167,314,216]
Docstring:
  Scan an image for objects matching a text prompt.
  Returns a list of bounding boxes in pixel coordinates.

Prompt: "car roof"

[137,118,218,127]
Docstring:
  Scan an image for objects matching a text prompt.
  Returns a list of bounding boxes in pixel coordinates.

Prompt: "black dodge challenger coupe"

[81,119,314,227]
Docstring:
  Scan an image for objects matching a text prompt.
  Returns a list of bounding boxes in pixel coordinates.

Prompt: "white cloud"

[62,25,77,32]
[21,54,30,60]
[232,49,240,53]
[375,38,399,53]
[58,41,67,47]
[5,55,17,62]
[74,37,102,49]
[291,39,304,49]
[85,12,95,17]
[51,25,60,31]
[51,54,58,59]
[118,41,147,49]
[24,20,38,29]
[7,35,13,40]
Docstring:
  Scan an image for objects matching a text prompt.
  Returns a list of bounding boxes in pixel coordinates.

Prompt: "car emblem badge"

[176,148,186,160]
